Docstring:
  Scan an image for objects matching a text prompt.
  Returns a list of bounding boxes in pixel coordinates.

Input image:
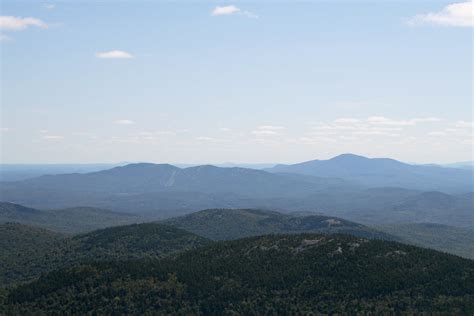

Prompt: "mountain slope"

[268,154,473,193]
[5,234,474,314]
[0,223,65,286]
[386,191,474,227]
[2,163,341,196]
[0,202,144,233]
[0,163,354,211]
[378,223,474,259]
[0,222,210,286]
[163,208,391,240]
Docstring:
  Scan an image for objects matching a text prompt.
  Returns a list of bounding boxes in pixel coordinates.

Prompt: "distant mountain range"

[267,154,473,192]
[0,163,126,181]
[442,161,474,170]
[4,163,343,197]
[0,154,472,227]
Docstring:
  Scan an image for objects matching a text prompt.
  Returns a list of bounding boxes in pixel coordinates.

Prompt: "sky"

[1,0,472,164]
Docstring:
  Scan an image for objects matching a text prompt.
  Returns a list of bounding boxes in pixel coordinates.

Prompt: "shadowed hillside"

[163,208,391,240]
[378,223,474,259]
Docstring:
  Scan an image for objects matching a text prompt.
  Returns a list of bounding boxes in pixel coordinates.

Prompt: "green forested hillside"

[4,234,474,314]
[0,223,210,286]
[0,202,144,233]
[163,208,391,240]
[378,223,474,259]
[0,223,65,287]
[70,222,211,261]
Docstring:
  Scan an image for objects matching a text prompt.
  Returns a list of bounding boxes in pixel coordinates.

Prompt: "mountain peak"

[119,163,179,170]
[329,153,369,161]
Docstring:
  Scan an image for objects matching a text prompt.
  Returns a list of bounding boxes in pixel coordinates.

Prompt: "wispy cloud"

[44,4,55,10]
[455,120,474,128]
[0,16,48,40]
[211,5,258,18]
[251,125,286,136]
[0,16,48,31]
[114,119,135,125]
[96,50,134,59]
[0,34,11,41]
[1,127,13,132]
[310,116,442,139]
[43,135,64,140]
[366,116,441,126]
[408,0,473,27]
[257,125,286,131]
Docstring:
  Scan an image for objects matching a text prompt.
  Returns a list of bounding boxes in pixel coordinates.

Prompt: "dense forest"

[378,222,474,259]
[0,202,145,234]
[163,208,391,240]
[3,234,474,314]
[0,222,210,286]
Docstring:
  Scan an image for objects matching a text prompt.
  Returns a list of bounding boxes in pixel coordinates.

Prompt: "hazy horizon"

[0,152,472,167]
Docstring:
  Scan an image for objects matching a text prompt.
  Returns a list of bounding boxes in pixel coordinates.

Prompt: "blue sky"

[1,1,472,164]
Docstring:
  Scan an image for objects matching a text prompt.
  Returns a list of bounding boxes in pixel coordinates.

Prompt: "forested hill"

[0,223,65,286]
[0,202,144,234]
[163,208,391,240]
[378,223,474,259]
[0,222,210,286]
[4,234,474,314]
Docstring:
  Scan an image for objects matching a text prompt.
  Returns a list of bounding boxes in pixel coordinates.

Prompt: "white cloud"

[211,5,258,18]
[155,130,175,135]
[333,118,361,124]
[411,117,442,124]
[455,120,474,128]
[1,127,13,132]
[309,116,444,140]
[252,130,279,136]
[367,116,441,126]
[44,4,55,10]
[242,11,258,19]
[212,5,240,16]
[408,1,473,27]
[257,125,286,130]
[196,136,230,143]
[43,135,64,140]
[196,136,214,141]
[251,125,286,136]
[114,119,135,125]
[96,50,134,59]
[0,16,48,31]
[428,131,447,136]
